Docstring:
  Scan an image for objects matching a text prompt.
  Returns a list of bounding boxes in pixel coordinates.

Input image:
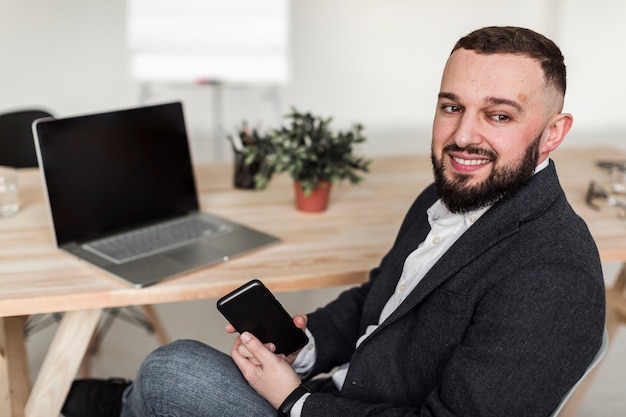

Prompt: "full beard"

[431,135,541,214]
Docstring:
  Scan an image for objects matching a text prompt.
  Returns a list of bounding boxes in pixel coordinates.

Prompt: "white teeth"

[452,157,489,166]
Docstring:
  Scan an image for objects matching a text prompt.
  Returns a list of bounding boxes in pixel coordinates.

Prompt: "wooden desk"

[1,147,625,416]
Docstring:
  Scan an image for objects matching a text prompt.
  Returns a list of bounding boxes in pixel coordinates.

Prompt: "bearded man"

[64,26,605,417]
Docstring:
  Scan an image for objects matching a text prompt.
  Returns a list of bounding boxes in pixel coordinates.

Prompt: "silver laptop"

[32,101,279,287]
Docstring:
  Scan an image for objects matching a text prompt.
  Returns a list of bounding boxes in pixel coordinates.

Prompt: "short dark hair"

[452,26,566,95]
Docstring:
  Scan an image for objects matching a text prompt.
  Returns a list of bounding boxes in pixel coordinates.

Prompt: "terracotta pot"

[294,181,331,212]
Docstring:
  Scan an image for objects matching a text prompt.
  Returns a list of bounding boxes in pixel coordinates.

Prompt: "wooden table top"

[1,147,625,318]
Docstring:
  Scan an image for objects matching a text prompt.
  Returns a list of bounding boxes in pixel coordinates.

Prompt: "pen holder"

[233,152,260,189]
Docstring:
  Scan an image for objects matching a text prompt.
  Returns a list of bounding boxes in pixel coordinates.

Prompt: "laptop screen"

[34,102,199,246]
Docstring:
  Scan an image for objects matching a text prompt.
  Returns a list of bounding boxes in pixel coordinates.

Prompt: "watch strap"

[277,384,311,417]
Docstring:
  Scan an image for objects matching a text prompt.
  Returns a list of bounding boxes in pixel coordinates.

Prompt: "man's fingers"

[237,343,262,365]
[240,332,275,362]
[293,314,307,330]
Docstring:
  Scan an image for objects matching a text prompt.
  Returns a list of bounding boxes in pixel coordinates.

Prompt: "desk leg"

[0,316,31,417]
[24,309,102,417]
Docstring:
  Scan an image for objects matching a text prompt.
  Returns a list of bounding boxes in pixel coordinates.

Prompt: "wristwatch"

[277,384,311,417]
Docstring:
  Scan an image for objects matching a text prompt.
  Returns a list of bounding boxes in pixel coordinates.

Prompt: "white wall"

[1,0,625,162]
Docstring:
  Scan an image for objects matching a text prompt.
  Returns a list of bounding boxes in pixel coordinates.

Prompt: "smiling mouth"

[451,156,491,166]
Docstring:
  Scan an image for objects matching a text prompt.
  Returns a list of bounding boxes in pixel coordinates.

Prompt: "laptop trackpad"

[166,241,227,266]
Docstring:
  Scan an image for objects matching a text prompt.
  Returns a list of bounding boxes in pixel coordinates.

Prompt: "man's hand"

[231,331,302,408]
[225,314,309,365]
[227,314,309,407]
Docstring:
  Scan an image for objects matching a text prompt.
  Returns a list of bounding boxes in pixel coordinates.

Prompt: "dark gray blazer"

[303,161,605,417]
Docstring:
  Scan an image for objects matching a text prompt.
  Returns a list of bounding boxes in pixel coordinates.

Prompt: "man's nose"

[452,113,484,149]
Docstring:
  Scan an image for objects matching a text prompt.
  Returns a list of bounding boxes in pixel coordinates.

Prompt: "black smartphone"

[216,279,309,355]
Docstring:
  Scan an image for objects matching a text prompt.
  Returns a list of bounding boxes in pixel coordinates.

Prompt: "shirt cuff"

[292,328,316,377]
[289,392,311,417]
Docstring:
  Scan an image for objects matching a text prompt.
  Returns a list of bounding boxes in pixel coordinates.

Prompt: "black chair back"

[0,109,54,167]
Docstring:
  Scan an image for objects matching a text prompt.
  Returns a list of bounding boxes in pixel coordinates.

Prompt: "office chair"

[0,107,170,376]
[0,109,53,167]
[549,327,609,417]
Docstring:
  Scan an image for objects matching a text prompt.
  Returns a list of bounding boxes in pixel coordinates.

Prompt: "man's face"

[431,49,562,213]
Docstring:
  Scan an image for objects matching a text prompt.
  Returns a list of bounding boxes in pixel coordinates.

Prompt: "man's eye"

[491,114,511,122]
[443,105,462,113]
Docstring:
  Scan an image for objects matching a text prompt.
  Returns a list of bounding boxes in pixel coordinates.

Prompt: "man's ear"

[541,112,573,153]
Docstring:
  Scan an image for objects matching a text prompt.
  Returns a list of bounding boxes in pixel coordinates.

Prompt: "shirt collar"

[534,158,550,174]
[427,199,489,229]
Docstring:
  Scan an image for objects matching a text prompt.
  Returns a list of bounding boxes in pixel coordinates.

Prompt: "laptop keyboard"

[83,217,232,264]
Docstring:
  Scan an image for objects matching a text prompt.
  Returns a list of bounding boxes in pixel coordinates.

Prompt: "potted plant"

[243,107,371,212]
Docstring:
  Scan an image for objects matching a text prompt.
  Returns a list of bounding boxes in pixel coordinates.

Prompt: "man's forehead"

[441,49,548,101]
[444,49,545,82]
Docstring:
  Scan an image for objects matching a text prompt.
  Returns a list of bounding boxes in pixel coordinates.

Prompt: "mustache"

[442,144,497,160]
